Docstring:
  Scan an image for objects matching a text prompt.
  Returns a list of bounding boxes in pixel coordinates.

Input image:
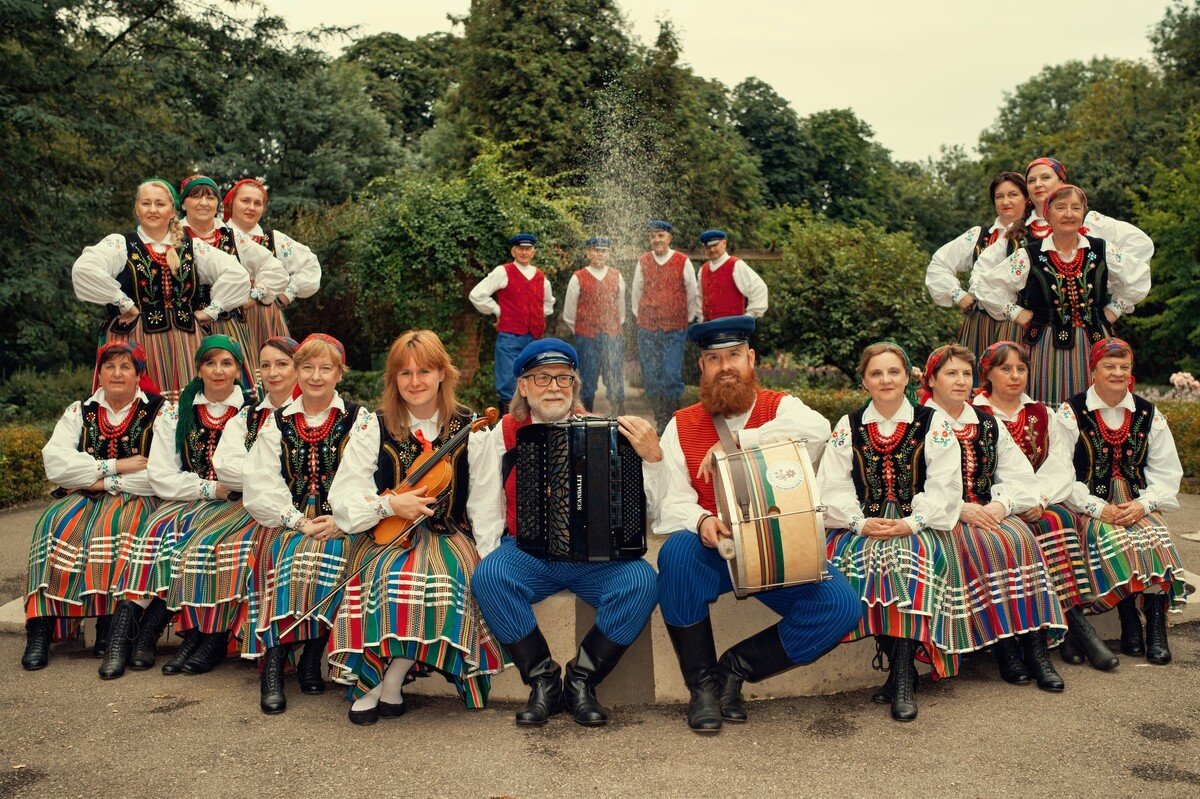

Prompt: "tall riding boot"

[22,618,54,671]
[1065,606,1118,671]
[563,626,629,726]
[717,623,797,723]
[1116,594,1146,656]
[504,627,563,726]
[665,617,723,733]
[994,636,1031,685]
[129,597,172,670]
[1142,593,1172,665]
[260,645,288,714]
[161,630,203,675]
[889,637,918,722]
[870,636,920,704]
[98,600,141,680]
[181,631,231,675]
[92,614,113,658]
[1057,628,1085,665]
[1019,630,1064,692]
[297,634,328,693]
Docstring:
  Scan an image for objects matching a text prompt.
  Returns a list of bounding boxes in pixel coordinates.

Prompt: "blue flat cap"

[687,315,755,350]
[585,236,613,249]
[509,233,538,247]
[646,220,674,234]
[699,229,727,245]
[513,338,578,378]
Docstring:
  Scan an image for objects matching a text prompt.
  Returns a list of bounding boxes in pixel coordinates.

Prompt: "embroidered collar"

[924,398,979,426]
[1085,385,1135,413]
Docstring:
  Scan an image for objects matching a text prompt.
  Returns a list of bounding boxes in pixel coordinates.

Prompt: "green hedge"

[1159,401,1200,490]
[0,366,92,425]
[0,425,48,507]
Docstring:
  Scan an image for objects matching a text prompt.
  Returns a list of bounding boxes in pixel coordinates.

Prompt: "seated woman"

[241,334,372,714]
[920,344,1066,692]
[23,342,165,671]
[327,330,507,725]
[1042,338,1189,666]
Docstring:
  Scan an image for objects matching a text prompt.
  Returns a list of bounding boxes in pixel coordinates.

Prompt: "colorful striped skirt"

[160,500,259,635]
[958,307,1020,386]
[244,303,290,367]
[1029,327,1090,406]
[105,320,203,401]
[111,497,227,601]
[328,529,509,708]
[26,491,157,640]
[1027,504,1094,609]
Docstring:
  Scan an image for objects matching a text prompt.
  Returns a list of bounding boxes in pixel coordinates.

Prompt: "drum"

[713,439,827,598]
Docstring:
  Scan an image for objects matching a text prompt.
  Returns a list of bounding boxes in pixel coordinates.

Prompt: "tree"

[794,109,900,228]
[341,32,458,144]
[731,77,808,208]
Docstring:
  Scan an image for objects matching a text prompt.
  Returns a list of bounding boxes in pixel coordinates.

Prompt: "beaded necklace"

[144,244,176,303]
[1093,408,1133,479]
[866,421,909,502]
[97,399,140,459]
[951,423,981,502]
[295,407,341,515]
[186,225,222,249]
[1049,248,1087,327]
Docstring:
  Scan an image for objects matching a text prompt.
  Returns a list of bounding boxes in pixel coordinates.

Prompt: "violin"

[371,407,499,548]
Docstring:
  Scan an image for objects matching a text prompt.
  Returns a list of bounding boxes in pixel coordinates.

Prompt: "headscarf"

[1088,337,1135,391]
[222,178,269,223]
[299,333,346,363]
[138,178,180,212]
[1042,184,1088,222]
[1025,157,1067,182]
[975,340,1026,397]
[92,340,159,395]
[175,335,251,455]
[919,347,953,405]
[179,174,221,201]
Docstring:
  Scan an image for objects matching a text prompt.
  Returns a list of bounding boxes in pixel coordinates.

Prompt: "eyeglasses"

[522,373,576,388]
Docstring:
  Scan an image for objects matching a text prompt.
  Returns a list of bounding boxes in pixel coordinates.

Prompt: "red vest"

[496,262,547,337]
[637,251,689,331]
[501,413,533,534]
[674,389,786,515]
[574,268,621,337]
[701,257,746,321]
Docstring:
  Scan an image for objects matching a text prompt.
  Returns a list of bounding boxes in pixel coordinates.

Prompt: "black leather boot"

[563,626,628,726]
[994,636,1031,685]
[1142,593,1172,665]
[92,614,112,658]
[1019,630,1064,692]
[161,630,203,675]
[260,645,288,714]
[1116,594,1146,656]
[870,636,920,704]
[297,634,328,694]
[665,618,723,733]
[22,618,54,671]
[889,637,918,722]
[717,623,796,723]
[1065,606,1118,671]
[98,600,141,680]
[505,627,563,726]
[181,631,230,675]
[1057,628,1085,665]
[129,597,172,670]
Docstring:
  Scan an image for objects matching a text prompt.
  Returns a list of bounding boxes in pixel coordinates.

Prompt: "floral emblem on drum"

[766,460,804,491]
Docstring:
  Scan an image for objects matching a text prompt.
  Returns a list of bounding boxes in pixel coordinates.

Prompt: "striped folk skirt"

[1027,504,1094,610]
[111,497,230,601]
[160,500,259,635]
[1028,327,1090,406]
[105,320,204,401]
[244,303,290,367]
[958,307,1020,386]
[328,529,508,708]
[26,491,157,640]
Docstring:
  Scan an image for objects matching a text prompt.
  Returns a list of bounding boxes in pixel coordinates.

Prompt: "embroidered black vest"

[276,402,361,517]
[850,404,933,517]
[194,228,244,321]
[956,406,1000,504]
[78,393,166,460]
[1020,235,1113,349]
[374,408,474,539]
[181,391,253,479]
[106,234,201,334]
[243,404,273,451]
[1068,392,1154,499]
[251,227,276,256]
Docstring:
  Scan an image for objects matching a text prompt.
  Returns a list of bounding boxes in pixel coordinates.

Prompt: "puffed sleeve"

[988,424,1039,516]
[192,240,251,317]
[41,401,108,489]
[242,412,305,530]
[925,227,979,308]
[907,414,963,532]
[468,424,506,557]
[1101,242,1151,319]
[1084,211,1154,266]
[816,416,862,532]
[71,234,134,311]
[974,244,1032,322]
[732,259,769,318]
[147,403,219,501]
[272,230,321,302]
[736,395,831,469]
[1137,409,1182,514]
[469,266,506,317]
[329,412,389,535]
[213,407,250,491]
[1046,403,1108,517]
[232,230,289,303]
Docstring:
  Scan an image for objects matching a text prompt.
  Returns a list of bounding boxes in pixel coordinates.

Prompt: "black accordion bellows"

[515,419,647,561]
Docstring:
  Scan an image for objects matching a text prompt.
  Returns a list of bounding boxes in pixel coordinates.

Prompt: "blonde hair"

[293,337,348,374]
[857,342,911,379]
[509,369,585,422]
[134,182,185,275]
[380,329,463,441]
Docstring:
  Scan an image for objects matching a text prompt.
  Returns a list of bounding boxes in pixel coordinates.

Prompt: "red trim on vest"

[637,251,689,331]
[501,413,533,535]
[496,262,547,337]
[674,389,787,515]
[700,257,746,320]
[574,268,622,337]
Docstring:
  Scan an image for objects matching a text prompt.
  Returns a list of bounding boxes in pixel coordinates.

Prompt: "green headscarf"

[175,336,251,455]
[139,178,181,211]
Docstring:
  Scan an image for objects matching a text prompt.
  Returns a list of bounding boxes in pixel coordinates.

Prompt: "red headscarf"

[975,340,1026,397]
[1041,184,1088,222]
[920,346,954,404]
[222,178,269,222]
[92,340,160,395]
[1025,157,1067,182]
[299,333,346,363]
[1089,337,1135,390]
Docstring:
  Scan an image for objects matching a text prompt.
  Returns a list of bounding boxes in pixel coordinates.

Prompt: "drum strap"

[712,413,752,523]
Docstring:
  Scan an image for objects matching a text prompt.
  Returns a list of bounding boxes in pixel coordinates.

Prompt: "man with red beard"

[655,316,860,733]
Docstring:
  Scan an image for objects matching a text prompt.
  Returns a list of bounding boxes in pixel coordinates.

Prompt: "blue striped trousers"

[472,537,658,646]
[657,531,861,663]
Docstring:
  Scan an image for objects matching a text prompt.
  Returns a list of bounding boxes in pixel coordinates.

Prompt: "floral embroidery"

[830,425,850,447]
[929,422,954,448]
[1152,410,1167,429]
[1057,403,1075,422]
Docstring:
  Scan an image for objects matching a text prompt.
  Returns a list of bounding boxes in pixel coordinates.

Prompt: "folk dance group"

[19,164,1189,732]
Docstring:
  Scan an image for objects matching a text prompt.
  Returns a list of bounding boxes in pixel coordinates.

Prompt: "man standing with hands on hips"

[697,229,768,321]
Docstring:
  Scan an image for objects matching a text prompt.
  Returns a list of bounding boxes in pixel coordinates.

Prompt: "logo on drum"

[766,460,804,491]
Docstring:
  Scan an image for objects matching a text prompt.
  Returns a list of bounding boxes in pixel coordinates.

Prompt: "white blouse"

[630,249,701,324]
[147,391,245,501]
[213,396,282,492]
[468,263,555,319]
[698,254,769,320]
[925,220,1003,309]
[215,223,289,304]
[41,388,155,496]
[1023,209,1154,266]
[561,266,627,334]
[973,393,1059,507]
[241,224,322,302]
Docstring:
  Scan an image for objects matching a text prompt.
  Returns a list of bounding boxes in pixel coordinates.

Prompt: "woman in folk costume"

[1041,338,1189,668]
[925,171,1029,372]
[178,174,288,358]
[71,178,250,399]
[222,178,322,351]
[241,333,372,715]
[973,185,1150,405]
[919,345,1066,692]
[819,342,963,723]
[22,342,165,672]
[327,330,508,725]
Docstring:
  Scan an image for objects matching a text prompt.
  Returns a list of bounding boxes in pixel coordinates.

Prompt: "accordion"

[514,419,647,562]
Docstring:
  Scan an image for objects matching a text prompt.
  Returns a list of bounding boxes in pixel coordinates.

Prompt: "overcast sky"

[269,0,1173,162]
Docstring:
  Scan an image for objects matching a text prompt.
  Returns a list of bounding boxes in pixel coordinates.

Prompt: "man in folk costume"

[562,236,626,415]
[632,220,700,433]
[696,229,768,321]
[654,316,860,733]
[469,233,555,409]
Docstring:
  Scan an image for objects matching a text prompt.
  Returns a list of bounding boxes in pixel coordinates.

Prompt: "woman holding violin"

[327,330,507,726]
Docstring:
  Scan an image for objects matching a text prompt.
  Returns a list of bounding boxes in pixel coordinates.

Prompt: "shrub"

[1159,400,1200,489]
[0,366,93,425]
[338,369,384,410]
[794,388,868,425]
[0,425,48,508]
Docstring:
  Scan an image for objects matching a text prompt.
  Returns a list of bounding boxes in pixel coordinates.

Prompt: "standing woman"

[71,178,250,399]
[920,345,1066,692]
[327,330,508,726]
[819,342,963,722]
[22,342,165,670]
[974,185,1150,405]
[242,334,371,715]
[223,178,322,351]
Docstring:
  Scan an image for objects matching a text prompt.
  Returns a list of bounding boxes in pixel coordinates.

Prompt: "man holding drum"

[655,316,861,733]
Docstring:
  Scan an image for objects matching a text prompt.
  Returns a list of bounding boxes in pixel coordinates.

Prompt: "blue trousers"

[494,332,535,405]
[657,531,861,664]
[636,328,685,401]
[575,333,625,410]
[472,537,658,646]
